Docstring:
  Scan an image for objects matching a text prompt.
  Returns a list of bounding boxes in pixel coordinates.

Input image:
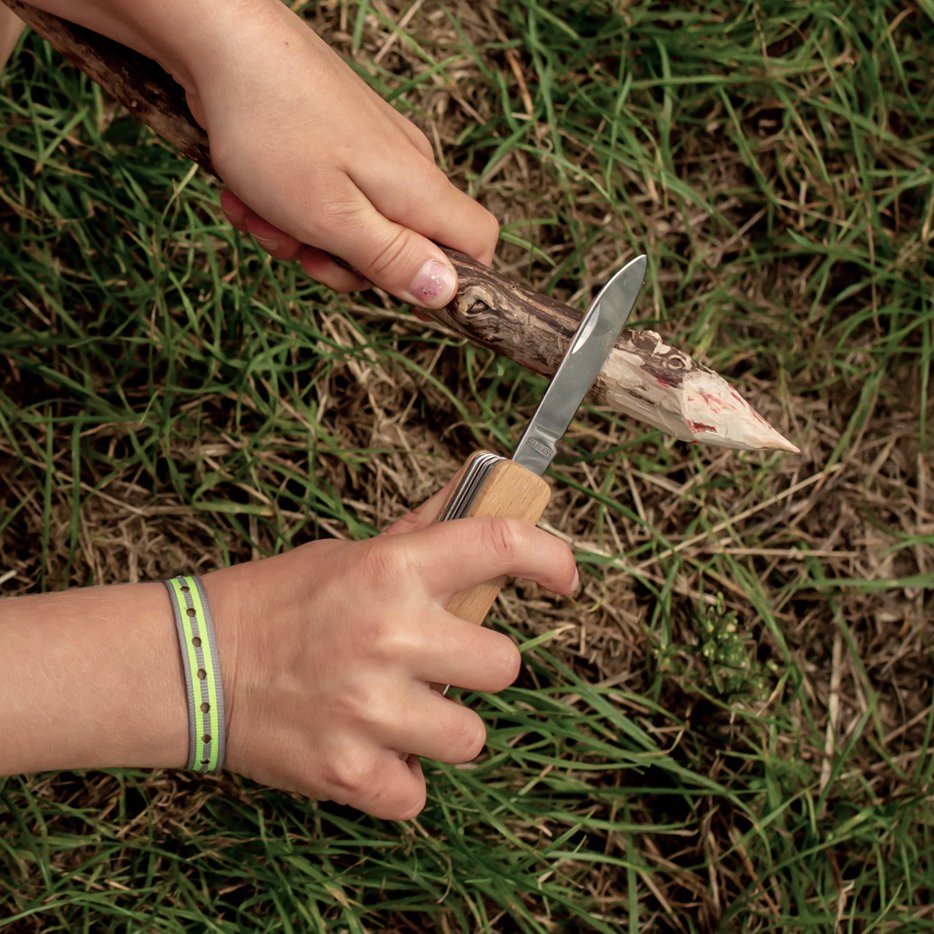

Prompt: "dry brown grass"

[1,0,931,928]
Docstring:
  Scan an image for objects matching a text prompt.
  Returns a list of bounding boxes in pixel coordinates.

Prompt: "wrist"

[21,0,288,94]
[200,566,244,770]
[146,0,294,96]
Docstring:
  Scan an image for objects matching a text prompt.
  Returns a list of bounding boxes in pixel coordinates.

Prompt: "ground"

[0,1,931,930]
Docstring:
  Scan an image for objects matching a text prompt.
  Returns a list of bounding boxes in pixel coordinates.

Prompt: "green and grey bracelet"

[163,574,226,772]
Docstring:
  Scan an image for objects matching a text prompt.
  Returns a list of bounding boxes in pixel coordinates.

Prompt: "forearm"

[16,0,279,89]
[0,582,188,773]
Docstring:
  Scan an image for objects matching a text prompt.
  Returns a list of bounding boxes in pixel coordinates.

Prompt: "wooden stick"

[441,250,797,452]
[3,1,798,453]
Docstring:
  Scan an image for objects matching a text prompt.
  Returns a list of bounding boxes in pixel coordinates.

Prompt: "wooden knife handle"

[440,455,552,626]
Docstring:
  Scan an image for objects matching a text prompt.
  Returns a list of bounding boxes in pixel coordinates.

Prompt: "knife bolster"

[443,457,552,626]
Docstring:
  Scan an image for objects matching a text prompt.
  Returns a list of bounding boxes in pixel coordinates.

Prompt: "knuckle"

[454,712,487,761]
[208,140,236,180]
[464,716,486,762]
[356,544,412,657]
[412,128,434,160]
[488,636,522,688]
[395,785,427,821]
[315,196,367,234]
[480,207,500,244]
[333,681,383,727]
[362,615,405,663]
[412,157,442,191]
[273,239,301,262]
[554,542,578,589]
[360,539,409,590]
[366,227,415,279]
[482,516,523,565]
[321,750,376,797]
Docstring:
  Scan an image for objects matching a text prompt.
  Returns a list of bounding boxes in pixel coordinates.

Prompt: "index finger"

[402,516,578,598]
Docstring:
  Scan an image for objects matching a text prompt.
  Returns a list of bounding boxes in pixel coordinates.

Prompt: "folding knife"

[439,254,647,626]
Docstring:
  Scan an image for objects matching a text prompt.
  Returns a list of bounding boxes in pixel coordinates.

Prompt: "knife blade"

[512,253,647,475]
[436,254,647,628]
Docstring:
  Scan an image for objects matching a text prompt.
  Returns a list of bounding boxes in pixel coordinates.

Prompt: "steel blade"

[512,254,647,475]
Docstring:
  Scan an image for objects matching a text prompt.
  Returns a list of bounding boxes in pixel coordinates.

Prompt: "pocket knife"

[438,254,647,626]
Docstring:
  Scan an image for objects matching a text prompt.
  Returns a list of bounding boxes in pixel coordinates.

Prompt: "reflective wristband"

[163,574,226,772]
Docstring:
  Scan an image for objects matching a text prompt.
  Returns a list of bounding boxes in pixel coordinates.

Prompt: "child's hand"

[31,1,497,306]
[203,487,578,820]
[187,2,498,307]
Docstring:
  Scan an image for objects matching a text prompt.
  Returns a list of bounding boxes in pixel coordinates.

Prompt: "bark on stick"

[3,0,797,453]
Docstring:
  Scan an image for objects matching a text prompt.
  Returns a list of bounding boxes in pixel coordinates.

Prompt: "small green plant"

[694,594,775,700]
[654,594,776,701]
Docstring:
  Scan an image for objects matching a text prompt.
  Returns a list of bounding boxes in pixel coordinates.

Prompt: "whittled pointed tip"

[690,418,801,454]
[752,424,800,454]
[768,432,800,454]
[680,369,801,453]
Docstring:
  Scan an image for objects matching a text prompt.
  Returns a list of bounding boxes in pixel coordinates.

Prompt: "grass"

[1,0,932,929]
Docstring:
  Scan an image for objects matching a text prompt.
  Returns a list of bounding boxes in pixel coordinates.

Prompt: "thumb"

[330,202,458,309]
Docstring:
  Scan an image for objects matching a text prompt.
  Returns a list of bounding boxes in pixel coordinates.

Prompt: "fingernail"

[409,259,456,306]
[572,568,582,594]
[254,234,279,252]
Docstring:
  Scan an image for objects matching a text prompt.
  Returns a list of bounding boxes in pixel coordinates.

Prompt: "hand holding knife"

[437,254,648,628]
